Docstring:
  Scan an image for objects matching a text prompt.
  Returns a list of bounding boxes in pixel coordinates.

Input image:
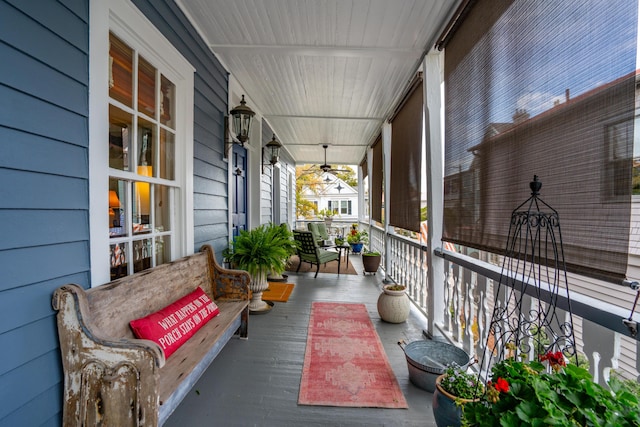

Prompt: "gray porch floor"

[165,255,438,427]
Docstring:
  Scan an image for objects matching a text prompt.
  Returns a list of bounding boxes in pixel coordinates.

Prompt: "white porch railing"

[369,226,640,385]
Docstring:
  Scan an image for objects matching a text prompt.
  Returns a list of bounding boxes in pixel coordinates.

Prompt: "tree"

[296,165,323,218]
[296,164,358,218]
[334,166,357,187]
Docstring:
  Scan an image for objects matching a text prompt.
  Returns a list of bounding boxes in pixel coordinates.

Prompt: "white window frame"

[329,199,351,215]
[89,0,194,286]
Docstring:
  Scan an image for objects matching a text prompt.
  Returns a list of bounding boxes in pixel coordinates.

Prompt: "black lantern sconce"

[224,94,255,158]
[262,134,282,173]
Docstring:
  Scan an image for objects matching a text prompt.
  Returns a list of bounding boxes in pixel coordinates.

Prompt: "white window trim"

[89,0,194,286]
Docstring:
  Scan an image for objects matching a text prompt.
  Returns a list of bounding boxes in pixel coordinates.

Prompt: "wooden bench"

[52,244,250,426]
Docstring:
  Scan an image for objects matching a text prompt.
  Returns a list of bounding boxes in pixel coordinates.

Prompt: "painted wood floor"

[165,255,438,427]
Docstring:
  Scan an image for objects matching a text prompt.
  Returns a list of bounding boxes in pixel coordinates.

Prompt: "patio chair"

[308,222,330,246]
[293,230,340,278]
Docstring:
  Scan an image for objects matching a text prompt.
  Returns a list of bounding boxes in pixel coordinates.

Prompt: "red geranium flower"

[494,377,509,393]
[540,351,566,371]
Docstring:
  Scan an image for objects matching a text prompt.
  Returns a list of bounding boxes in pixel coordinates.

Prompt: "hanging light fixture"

[262,134,283,173]
[229,95,255,146]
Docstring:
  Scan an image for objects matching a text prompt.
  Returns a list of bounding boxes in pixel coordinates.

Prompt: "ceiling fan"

[318,144,350,174]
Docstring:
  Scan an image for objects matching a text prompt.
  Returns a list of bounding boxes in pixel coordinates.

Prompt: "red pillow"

[129,287,220,358]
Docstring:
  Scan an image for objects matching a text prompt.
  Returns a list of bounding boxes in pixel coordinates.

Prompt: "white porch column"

[357,161,364,224]
[382,122,392,274]
[424,51,445,336]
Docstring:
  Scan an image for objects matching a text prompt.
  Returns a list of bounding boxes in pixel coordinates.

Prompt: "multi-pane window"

[328,200,352,215]
[108,32,177,280]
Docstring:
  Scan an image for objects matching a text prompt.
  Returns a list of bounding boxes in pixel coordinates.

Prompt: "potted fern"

[267,223,297,282]
[225,223,296,313]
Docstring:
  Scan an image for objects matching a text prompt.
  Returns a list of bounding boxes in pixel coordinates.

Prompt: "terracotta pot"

[432,374,478,427]
[376,285,410,323]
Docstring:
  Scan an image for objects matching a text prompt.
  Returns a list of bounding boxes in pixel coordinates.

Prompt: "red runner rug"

[298,302,408,408]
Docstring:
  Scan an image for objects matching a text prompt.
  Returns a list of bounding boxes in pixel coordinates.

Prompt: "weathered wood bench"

[52,244,250,426]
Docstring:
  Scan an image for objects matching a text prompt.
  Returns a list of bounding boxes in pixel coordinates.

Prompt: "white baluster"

[592,352,601,384]
[602,333,621,385]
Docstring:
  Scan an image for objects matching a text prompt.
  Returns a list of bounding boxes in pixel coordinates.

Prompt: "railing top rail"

[390,233,425,250]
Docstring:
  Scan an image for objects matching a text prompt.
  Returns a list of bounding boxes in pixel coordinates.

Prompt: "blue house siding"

[261,119,274,224]
[280,164,291,225]
[0,0,90,425]
[0,0,231,424]
[131,0,230,259]
[260,120,297,226]
[277,149,295,226]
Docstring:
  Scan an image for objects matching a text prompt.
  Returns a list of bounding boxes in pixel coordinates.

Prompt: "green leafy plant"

[363,250,380,256]
[316,208,338,219]
[439,364,485,400]
[462,352,640,427]
[272,223,298,258]
[346,224,368,245]
[610,369,640,396]
[224,223,297,277]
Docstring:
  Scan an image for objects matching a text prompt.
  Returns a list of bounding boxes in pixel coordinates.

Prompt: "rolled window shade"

[443,0,636,283]
[371,135,383,223]
[389,80,423,233]
[360,157,368,180]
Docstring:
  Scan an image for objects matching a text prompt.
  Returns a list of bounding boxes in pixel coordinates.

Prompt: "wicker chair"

[293,230,340,278]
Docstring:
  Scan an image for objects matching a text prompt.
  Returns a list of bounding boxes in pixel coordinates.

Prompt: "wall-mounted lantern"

[262,134,282,173]
[224,94,255,158]
[230,95,255,145]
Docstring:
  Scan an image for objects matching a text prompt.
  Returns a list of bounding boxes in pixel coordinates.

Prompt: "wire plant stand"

[478,176,578,376]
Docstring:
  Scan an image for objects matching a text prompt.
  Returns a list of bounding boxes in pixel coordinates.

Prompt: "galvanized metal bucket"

[398,340,472,393]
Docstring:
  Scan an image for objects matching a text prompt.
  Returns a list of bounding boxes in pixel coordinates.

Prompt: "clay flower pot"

[377,284,410,323]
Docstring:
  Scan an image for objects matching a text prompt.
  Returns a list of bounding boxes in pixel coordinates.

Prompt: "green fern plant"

[225,223,297,277]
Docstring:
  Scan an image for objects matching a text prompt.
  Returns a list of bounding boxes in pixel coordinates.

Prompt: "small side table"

[335,244,351,267]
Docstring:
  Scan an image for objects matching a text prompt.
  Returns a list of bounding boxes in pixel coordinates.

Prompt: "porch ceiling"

[177,0,457,166]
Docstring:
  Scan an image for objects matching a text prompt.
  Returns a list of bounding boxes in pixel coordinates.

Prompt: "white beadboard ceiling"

[177,0,457,166]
